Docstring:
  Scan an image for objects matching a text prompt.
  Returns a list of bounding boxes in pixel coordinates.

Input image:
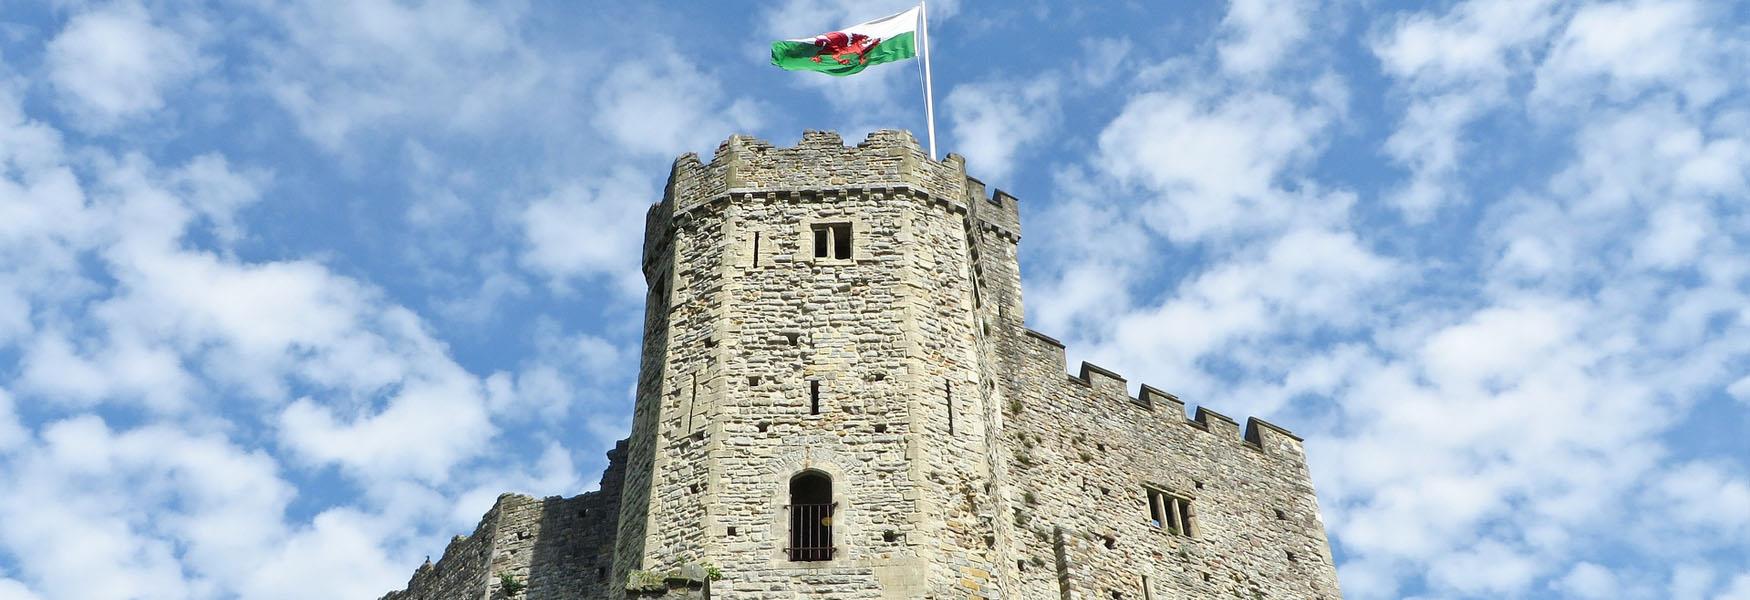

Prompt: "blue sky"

[0,0,1746,598]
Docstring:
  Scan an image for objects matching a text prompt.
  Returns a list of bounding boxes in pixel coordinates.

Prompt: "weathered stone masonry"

[381,130,1342,599]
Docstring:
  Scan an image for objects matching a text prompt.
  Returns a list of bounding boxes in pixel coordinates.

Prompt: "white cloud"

[18,330,195,413]
[1096,90,1338,242]
[167,154,269,246]
[590,55,763,157]
[1558,562,1621,600]
[0,579,41,600]
[259,0,555,151]
[1672,564,1719,600]
[1721,574,1750,600]
[1418,301,1577,391]
[0,389,24,453]
[241,509,408,600]
[519,167,652,296]
[45,1,204,129]
[1634,202,1710,269]
[1729,375,1750,404]
[1426,541,1540,596]
[1378,92,1488,217]
[0,83,506,482]
[945,78,1059,181]
[0,416,426,600]
[1534,0,1725,108]
[1646,462,1750,538]
[1299,231,1743,598]
[1218,0,1312,76]
[0,418,279,600]
[279,365,493,483]
[1373,0,1560,84]
[485,319,632,425]
[1550,102,1748,211]
[1372,0,1564,218]
[1080,227,1395,406]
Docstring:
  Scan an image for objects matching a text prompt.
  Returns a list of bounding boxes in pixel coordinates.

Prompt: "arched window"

[788,471,834,561]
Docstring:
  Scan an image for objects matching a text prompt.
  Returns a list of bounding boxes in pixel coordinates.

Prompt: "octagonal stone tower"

[614,129,1014,597]
[381,130,1342,600]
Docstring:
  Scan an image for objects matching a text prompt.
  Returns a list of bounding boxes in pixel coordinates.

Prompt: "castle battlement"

[1019,326,1309,459]
[386,130,1341,600]
[658,130,1020,234]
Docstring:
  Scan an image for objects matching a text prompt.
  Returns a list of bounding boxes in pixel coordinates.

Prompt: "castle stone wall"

[992,329,1343,599]
[384,130,1341,599]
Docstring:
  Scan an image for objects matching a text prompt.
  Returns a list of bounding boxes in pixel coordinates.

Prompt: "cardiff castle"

[380,130,1343,599]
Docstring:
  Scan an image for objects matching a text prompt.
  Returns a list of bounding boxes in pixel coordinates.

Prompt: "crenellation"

[385,130,1339,599]
[1074,361,1128,397]
[1138,383,1181,411]
[1192,405,1243,438]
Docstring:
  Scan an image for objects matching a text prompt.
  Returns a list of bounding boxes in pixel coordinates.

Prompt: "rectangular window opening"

[1142,576,1155,600]
[752,231,762,267]
[812,223,853,260]
[1147,489,1164,528]
[810,380,821,415]
[1147,489,1194,537]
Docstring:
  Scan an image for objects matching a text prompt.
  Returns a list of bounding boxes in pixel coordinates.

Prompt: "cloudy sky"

[0,0,1746,598]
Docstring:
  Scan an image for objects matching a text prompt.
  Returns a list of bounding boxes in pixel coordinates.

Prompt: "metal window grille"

[787,502,836,561]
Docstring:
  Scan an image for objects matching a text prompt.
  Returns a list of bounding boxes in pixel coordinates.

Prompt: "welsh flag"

[770,7,920,76]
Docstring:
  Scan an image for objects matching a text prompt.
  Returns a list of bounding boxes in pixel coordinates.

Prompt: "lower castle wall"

[380,442,626,600]
[994,330,1343,600]
[379,505,497,600]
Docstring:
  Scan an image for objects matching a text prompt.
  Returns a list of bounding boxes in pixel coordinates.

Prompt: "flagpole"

[919,1,937,160]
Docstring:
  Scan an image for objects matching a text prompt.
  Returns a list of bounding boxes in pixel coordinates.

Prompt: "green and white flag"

[770,7,920,76]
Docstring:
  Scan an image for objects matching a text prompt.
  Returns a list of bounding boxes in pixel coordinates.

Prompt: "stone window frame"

[786,470,835,562]
[1145,487,1197,538]
[767,459,852,569]
[735,223,775,269]
[797,214,872,264]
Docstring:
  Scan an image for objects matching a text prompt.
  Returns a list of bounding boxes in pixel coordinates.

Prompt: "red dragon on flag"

[809,31,882,66]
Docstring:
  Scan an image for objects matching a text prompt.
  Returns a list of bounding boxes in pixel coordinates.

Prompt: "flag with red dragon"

[771,7,920,76]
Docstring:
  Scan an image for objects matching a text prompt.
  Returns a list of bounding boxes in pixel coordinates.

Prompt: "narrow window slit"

[810,380,821,415]
[945,380,955,435]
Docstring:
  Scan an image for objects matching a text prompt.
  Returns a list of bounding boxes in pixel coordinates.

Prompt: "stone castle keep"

[381,130,1343,599]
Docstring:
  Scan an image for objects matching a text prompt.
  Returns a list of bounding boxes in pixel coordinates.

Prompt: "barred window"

[788,471,835,561]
